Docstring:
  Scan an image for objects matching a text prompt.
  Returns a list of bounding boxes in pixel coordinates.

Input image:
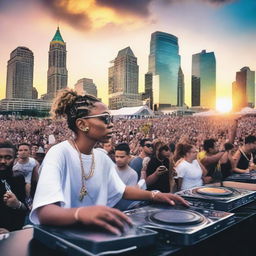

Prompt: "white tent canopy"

[193,110,219,116]
[110,105,154,117]
[237,107,256,115]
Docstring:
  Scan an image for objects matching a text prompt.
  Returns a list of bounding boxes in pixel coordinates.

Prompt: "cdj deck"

[125,204,235,246]
[225,170,256,184]
[176,186,256,211]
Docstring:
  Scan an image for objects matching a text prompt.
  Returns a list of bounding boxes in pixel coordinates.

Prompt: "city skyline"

[0,0,255,107]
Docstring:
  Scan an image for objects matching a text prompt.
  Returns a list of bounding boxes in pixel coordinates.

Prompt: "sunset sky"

[0,0,255,106]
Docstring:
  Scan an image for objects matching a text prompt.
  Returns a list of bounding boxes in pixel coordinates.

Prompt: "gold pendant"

[79,186,87,201]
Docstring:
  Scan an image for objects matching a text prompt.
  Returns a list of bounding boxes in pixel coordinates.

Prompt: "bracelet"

[74,207,82,222]
[151,191,160,201]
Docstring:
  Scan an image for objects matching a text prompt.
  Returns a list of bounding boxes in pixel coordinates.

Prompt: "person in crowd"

[34,147,46,165]
[44,143,53,153]
[30,89,188,235]
[145,142,174,192]
[197,139,225,183]
[13,143,39,201]
[198,118,239,183]
[98,140,115,162]
[31,144,39,159]
[219,142,235,179]
[233,135,256,173]
[129,138,153,180]
[0,141,28,234]
[175,144,207,190]
[114,143,138,186]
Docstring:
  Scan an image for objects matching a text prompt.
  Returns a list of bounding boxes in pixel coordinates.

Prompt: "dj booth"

[1,202,256,256]
[1,182,256,256]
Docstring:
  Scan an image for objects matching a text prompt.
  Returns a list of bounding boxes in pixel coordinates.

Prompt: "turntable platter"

[196,187,233,196]
[150,210,204,225]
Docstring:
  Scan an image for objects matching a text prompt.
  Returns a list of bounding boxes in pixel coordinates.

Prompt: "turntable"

[225,170,256,184]
[125,204,235,246]
[176,185,256,211]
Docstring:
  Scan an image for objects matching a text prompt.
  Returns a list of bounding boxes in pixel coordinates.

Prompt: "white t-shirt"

[30,140,126,224]
[115,166,138,186]
[13,157,37,184]
[176,159,203,190]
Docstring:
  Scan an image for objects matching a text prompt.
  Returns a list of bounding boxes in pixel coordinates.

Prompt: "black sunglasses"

[144,143,153,148]
[81,114,113,125]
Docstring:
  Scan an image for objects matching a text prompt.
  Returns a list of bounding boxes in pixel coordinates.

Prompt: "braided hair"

[50,89,100,132]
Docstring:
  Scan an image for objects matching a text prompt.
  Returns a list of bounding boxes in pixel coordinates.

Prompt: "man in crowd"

[198,118,239,183]
[130,139,153,180]
[114,143,138,186]
[13,143,39,199]
[198,139,225,183]
[0,141,28,234]
[233,135,256,173]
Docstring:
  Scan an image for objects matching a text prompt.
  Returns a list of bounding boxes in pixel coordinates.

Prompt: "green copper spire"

[51,27,64,43]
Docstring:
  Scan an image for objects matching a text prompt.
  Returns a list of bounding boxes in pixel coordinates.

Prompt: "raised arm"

[201,151,225,166]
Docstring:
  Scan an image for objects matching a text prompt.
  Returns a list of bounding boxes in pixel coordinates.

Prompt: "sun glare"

[216,98,232,113]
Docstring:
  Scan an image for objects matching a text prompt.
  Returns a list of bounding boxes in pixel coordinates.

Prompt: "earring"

[81,127,89,132]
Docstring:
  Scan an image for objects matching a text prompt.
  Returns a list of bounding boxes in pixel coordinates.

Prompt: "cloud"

[40,0,91,30]
[38,0,236,31]
[95,0,152,16]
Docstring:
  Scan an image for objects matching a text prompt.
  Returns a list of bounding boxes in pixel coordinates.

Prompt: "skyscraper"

[191,50,216,109]
[46,27,68,100]
[74,78,98,97]
[177,67,185,107]
[233,67,255,111]
[148,31,181,110]
[143,72,153,109]
[108,47,141,109]
[6,47,34,99]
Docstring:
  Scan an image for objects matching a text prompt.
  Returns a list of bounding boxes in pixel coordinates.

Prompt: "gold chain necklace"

[71,139,95,201]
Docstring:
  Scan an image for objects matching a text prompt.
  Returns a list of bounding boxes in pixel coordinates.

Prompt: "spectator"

[13,143,39,201]
[130,139,153,180]
[233,135,256,173]
[114,143,138,186]
[175,144,206,190]
[146,143,173,192]
[0,141,28,233]
[219,143,235,179]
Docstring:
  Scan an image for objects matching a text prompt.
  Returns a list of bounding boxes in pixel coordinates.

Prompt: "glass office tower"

[191,50,216,109]
[148,31,180,110]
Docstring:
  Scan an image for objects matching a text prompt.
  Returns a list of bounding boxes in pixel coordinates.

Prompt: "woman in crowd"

[219,142,235,179]
[145,141,174,192]
[175,144,207,191]
[30,89,188,235]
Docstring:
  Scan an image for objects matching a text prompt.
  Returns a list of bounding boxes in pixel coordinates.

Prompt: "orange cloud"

[40,0,151,31]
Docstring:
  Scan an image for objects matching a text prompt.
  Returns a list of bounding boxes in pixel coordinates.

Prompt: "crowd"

[0,90,256,236]
[1,115,256,153]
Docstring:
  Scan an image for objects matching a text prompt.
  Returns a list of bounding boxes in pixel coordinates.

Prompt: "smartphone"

[158,165,168,172]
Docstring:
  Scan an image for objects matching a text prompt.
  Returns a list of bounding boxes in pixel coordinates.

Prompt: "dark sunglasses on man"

[144,143,153,148]
[81,114,113,125]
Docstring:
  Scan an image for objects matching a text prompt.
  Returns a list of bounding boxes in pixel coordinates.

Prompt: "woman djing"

[30,89,188,235]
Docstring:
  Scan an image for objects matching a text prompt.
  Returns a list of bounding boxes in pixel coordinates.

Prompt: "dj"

[30,89,189,236]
